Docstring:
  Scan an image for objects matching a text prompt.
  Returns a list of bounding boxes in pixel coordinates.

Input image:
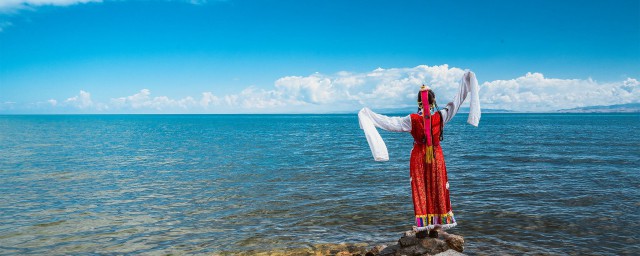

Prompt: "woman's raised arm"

[439,71,481,126]
[358,107,411,161]
[358,107,411,132]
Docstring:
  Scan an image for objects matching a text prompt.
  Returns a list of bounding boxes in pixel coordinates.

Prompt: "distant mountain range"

[557,103,640,113]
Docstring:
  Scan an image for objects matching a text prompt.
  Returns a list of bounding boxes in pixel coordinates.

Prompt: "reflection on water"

[0,114,639,255]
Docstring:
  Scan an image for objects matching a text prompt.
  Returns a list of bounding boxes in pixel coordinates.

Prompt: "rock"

[434,249,466,256]
[444,234,464,253]
[378,244,400,256]
[372,230,465,256]
[426,238,450,254]
[404,244,429,255]
[404,230,417,237]
[310,243,370,255]
[398,235,419,247]
[369,245,387,255]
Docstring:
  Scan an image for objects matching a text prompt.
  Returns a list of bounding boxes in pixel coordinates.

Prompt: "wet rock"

[378,244,400,256]
[369,245,387,255]
[443,234,464,253]
[434,249,466,256]
[406,244,429,255]
[398,235,419,247]
[370,230,465,256]
[310,243,370,255]
[404,230,417,237]
[419,237,449,255]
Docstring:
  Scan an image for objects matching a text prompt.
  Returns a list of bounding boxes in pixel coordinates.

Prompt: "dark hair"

[417,90,439,113]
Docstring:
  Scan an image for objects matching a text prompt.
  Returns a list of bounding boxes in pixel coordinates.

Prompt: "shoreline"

[215,230,466,256]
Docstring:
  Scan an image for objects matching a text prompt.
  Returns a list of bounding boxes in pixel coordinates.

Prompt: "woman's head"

[417,86,436,112]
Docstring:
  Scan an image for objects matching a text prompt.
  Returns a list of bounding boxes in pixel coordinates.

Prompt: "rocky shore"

[219,230,465,256]
[374,230,465,256]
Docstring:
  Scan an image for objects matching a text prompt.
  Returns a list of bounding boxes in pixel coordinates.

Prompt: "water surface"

[0,114,638,255]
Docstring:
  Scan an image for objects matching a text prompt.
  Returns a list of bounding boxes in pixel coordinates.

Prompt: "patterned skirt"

[409,145,456,231]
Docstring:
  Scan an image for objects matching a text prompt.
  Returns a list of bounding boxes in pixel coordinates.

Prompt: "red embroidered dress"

[409,112,455,230]
[357,71,480,231]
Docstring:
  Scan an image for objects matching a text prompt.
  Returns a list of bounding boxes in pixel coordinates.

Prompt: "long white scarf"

[358,71,481,161]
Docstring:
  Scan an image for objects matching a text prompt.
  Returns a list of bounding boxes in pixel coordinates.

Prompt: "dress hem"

[414,223,457,231]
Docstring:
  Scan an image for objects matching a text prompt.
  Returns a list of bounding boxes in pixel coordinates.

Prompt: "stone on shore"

[214,231,465,255]
[377,230,465,256]
[444,234,464,253]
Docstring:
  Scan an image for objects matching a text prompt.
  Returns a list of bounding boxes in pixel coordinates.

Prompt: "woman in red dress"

[358,71,480,238]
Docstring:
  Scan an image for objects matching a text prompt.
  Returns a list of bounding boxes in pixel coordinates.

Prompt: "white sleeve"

[439,71,481,126]
[358,107,411,161]
[358,107,412,132]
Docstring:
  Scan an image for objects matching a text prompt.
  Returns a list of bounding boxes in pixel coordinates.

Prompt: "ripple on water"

[0,114,638,255]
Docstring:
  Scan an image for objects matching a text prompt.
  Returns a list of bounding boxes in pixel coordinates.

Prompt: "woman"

[358,71,480,238]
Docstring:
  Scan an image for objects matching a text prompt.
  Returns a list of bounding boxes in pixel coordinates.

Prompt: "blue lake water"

[0,113,639,255]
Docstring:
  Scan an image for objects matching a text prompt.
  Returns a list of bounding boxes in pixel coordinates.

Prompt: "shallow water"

[0,113,638,255]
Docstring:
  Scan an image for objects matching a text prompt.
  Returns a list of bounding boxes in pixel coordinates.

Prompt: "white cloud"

[257,66,639,112]
[6,65,638,114]
[480,73,640,111]
[57,90,108,112]
[223,94,238,108]
[233,87,288,109]
[275,74,334,104]
[110,89,199,112]
[0,0,102,11]
[0,0,211,12]
[237,65,469,111]
[65,90,93,109]
[0,0,102,33]
[200,92,221,108]
[0,0,224,33]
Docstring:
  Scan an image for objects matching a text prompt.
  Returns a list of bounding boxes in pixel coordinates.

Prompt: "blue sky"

[0,0,638,113]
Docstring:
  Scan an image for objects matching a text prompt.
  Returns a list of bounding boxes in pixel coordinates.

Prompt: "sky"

[0,0,638,113]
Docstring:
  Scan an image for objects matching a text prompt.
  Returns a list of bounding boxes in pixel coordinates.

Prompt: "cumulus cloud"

[110,89,197,111]
[481,73,640,111]
[233,87,288,109]
[0,0,219,36]
[65,90,93,109]
[200,92,221,108]
[242,66,638,112]
[48,90,106,112]
[8,65,639,114]
[0,0,102,11]
[0,0,103,33]
[225,65,470,112]
[0,0,211,12]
